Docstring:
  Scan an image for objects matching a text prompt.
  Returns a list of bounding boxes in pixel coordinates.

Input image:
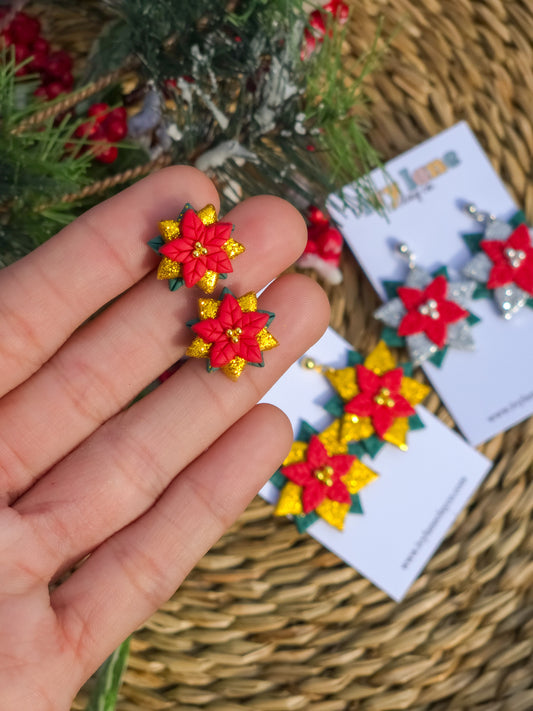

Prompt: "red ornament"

[281,435,355,513]
[192,292,270,368]
[304,207,343,266]
[87,102,110,122]
[396,275,469,349]
[302,0,349,59]
[344,366,416,438]
[95,145,119,164]
[10,12,40,46]
[481,224,533,295]
[159,209,233,288]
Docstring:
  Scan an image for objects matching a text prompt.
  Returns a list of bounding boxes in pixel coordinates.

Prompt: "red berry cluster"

[0,10,73,100]
[302,0,349,59]
[74,103,128,164]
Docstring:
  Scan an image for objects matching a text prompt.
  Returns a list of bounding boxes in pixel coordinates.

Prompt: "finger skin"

[0,195,307,504]
[52,403,294,688]
[0,166,219,397]
[15,274,330,580]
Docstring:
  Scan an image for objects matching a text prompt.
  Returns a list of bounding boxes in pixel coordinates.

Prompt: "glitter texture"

[342,460,378,494]
[326,367,358,401]
[315,500,350,530]
[275,481,303,516]
[157,256,182,280]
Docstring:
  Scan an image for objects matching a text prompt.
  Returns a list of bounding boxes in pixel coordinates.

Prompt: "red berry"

[10,12,41,46]
[27,51,48,72]
[14,43,29,62]
[32,37,49,54]
[60,70,74,90]
[44,50,72,80]
[309,10,326,34]
[107,106,127,123]
[95,145,118,163]
[103,117,127,141]
[308,206,328,225]
[46,81,65,99]
[74,119,97,139]
[87,102,109,122]
[34,85,48,100]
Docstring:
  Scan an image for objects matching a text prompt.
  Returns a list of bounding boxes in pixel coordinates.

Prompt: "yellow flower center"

[313,464,334,487]
[226,327,242,343]
[192,241,208,257]
[374,387,396,408]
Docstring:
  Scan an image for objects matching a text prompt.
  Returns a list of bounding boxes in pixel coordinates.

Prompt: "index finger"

[0,166,219,397]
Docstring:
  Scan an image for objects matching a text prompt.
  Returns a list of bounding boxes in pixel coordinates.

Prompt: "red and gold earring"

[148,203,245,294]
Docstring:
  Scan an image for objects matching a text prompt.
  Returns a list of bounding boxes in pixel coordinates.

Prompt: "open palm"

[0,167,329,710]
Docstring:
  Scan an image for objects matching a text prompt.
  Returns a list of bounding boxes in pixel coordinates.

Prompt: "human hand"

[0,167,329,710]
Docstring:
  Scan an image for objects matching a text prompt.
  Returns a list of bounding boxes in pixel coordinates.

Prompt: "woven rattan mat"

[71,2,533,709]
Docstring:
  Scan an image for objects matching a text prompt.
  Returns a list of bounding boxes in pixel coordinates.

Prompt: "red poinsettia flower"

[481,223,533,295]
[281,435,355,514]
[344,366,416,438]
[192,292,270,368]
[396,275,469,349]
[159,208,233,288]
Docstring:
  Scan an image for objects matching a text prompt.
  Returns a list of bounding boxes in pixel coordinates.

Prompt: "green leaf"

[324,395,345,419]
[169,278,185,291]
[473,284,490,299]
[462,232,483,254]
[408,413,425,431]
[86,637,130,711]
[270,469,287,489]
[295,510,319,533]
[363,435,384,459]
[347,350,364,366]
[381,326,405,348]
[349,495,363,514]
[509,210,527,228]
[432,266,448,278]
[348,442,365,458]
[527,298,533,309]
[400,361,414,378]
[467,312,481,326]
[382,280,402,300]
[428,346,447,368]
[147,235,165,253]
[297,420,318,443]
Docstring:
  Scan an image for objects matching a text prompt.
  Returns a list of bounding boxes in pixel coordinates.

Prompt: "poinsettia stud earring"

[187,288,278,381]
[148,203,245,294]
[374,242,480,367]
[461,203,533,319]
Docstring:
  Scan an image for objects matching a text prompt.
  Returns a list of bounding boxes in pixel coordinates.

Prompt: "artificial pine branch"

[0,51,95,261]
[78,0,384,212]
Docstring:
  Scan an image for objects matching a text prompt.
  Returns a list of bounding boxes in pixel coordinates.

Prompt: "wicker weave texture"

[72,1,533,709]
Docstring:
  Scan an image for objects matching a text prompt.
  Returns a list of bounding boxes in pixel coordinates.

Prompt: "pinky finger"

[52,403,293,686]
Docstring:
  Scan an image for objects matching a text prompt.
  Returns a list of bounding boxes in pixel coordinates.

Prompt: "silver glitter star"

[462,218,533,319]
[375,265,477,366]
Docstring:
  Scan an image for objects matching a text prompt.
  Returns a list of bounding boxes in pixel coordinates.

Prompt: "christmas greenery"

[0,50,94,262]
[1,0,384,263]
